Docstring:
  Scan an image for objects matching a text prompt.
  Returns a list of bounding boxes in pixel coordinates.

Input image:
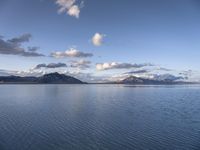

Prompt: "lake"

[0,85,200,150]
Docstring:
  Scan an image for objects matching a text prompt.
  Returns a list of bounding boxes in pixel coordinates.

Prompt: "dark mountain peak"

[45,72,60,76]
[42,72,65,79]
[38,72,85,84]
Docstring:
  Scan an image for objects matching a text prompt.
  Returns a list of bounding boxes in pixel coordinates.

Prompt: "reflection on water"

[0,84,200,150]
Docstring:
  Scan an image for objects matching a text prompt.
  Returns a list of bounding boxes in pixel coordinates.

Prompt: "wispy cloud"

[151,74,185,81]
[28,46,40,52]
[0,34,44,57]
[0,69,16,76]
[55,0,82,18]
[70,60,91,69]
[51,48,93,58]
[8,34,31,43]
[124,69,149,74]
[155,67,173,72]
[96,62,153,71]
[92,33,105,46]
[34,63,67,69]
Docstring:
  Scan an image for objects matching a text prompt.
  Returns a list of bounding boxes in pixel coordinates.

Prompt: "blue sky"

[0,0,200,82]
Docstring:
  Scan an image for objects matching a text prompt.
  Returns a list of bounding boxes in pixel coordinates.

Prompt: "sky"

[0,0,200,82]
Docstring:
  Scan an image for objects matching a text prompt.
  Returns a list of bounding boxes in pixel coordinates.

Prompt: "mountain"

[0,73,192,85]
[0,72,85,84]
[118,76,186,85]
[37,72,85,84]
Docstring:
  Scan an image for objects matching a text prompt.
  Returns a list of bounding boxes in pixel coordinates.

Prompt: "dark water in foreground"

[0,85,200,150]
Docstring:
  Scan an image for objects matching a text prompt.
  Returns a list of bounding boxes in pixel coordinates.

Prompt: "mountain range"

[117,76,187,85]
[0,72,192,84]
[0,72,85,84]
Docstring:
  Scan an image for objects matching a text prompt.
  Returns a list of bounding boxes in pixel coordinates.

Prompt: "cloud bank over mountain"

[70,60,91,69]
[96,62,153,71]
[34,63,67,69]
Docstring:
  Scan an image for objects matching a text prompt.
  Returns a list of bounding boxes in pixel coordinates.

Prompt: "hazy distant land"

[0,72,195,85]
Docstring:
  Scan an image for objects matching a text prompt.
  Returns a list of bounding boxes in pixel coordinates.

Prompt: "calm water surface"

[0,85,200,150]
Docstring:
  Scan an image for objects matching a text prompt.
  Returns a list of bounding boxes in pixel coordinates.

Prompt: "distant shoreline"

[0,82,197,85]
[0,72,197,85]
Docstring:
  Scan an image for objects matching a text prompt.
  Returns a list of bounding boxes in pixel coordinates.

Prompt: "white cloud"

[96,62,153,71]
[34,63,67,69]
[70,60,91,69]
[55,0,81,18]
[51,48,93,58]
[67,5,80,18]
[92,33,105,46]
